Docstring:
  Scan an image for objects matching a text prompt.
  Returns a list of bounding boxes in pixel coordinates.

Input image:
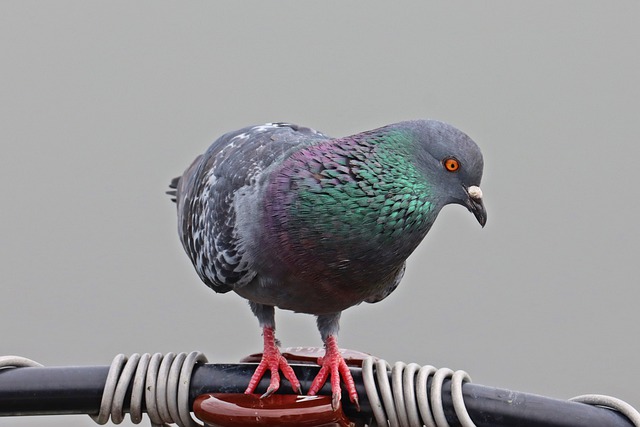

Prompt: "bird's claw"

[333,392,360,413]
[245,351,301,397]
[308,339,360,411]
[261,385,277,399]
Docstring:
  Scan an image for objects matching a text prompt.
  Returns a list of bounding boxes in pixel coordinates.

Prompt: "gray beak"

[466,186,487,227]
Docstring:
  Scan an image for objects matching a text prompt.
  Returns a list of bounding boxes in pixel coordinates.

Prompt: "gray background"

[1,1,639,426]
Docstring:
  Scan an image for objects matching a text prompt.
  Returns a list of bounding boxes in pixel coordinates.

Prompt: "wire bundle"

[2,353,640,426]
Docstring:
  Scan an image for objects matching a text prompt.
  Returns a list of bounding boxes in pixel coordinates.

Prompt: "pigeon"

[168,120,486,410]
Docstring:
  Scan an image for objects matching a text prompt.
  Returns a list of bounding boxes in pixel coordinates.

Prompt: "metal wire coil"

[361,357,475,427]
[92,352,207,427]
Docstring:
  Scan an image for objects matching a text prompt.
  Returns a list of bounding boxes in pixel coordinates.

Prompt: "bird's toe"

[246,352,302,397]
[308,337,360,411]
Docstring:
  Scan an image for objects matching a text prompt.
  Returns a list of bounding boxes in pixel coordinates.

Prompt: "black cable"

[0,362,636,426]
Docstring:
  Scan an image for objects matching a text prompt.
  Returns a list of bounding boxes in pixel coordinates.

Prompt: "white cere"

[468,186,483,200]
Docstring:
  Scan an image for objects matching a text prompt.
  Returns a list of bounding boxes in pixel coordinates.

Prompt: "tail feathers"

[167,176,180,203]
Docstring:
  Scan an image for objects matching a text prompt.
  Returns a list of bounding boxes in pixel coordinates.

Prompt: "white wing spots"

[205,169,218,187]
[219,250,235,268]
[192,185,257,288]
[251,123,288,133]
[231,132,250,143]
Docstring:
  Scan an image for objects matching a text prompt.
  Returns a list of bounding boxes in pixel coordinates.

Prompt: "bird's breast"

[239,147,438,313]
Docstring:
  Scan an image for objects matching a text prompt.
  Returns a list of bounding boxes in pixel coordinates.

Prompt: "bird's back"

[169,123,329,293]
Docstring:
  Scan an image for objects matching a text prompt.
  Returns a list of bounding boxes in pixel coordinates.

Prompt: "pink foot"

[244,327,302,398]
[307,335,360,411]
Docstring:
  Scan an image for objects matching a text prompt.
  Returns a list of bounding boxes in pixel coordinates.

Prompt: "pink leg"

[307,335,360,411]
[244,326,302,397]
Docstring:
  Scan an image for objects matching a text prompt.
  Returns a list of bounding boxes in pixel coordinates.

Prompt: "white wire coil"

[92,352,207,427]
[0,355,43,368]
[361,356,640,427]
[362,357,475,427]
[570,394,640,427]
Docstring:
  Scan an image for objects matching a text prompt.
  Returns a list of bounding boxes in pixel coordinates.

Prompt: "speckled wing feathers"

[171,123,329,293]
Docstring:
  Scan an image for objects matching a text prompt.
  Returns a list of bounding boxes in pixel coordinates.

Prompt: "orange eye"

[443,157,460,172]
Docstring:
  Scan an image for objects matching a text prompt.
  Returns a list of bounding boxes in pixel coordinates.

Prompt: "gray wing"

[170,123,329,293]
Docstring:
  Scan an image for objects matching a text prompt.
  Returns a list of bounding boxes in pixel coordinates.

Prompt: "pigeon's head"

[406,120,487,227]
